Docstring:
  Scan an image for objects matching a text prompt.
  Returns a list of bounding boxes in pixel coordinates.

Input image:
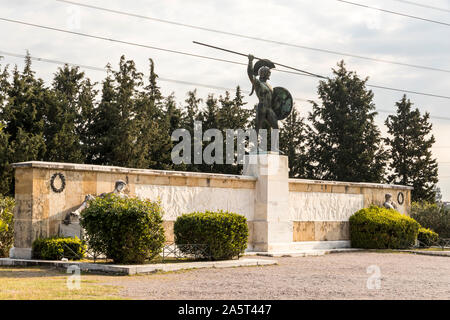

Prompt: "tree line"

[0,55,439,202]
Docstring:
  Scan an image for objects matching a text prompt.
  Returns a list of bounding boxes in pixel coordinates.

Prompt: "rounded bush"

[349,206,420,249]
[417,227,439,247]
[32,237,86,260]
[0,196,14,258]
[174,210,249,260]
[80,195,165,264]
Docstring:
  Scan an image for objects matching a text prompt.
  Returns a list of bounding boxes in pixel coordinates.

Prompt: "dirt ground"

[103,251,450,300]
[1,251,449,300]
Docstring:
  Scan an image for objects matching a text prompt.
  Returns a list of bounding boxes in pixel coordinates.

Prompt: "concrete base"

[0,258,277,275]
[290,240,351,251]
[245,248,362,257]
[246,240,351,254]
[9,247,32,259]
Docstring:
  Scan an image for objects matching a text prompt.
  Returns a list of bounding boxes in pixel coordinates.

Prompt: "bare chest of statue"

[256,80,273,104]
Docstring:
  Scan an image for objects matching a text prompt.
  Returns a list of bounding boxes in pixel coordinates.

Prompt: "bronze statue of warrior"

[191,42,294,134]
[247,54,293,136]
[247,55,278,135]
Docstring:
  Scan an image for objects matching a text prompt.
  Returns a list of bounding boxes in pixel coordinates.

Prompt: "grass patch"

[0,267,124,300]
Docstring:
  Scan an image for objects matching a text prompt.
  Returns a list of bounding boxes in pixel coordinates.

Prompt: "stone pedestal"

[244,152,292,252]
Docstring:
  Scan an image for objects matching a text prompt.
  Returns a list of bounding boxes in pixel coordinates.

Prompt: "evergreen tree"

[306,61,387,182]
[280,106,307,178]
[199,94,219,131]
[217,87,249,130]
[180,90,202,172]
[215,87,251,174]
[385,95,438,202]
[0,124,10,195]
[0,63,11,195]
[90,56,148,168]
[138,59,172,170]
[182,90,202,133]
[1,55,47,194]
[89,70,115,164]
[163,93,185,170]
[76,78,98,164]
[44,65,85,163]
[195,94,218,173]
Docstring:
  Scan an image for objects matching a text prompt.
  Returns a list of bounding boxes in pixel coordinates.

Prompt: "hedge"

[0,196,14,258]
[417,227,439,247]
[174,210,248,260]
[32,237,86,260]
[80,194,165,264]
[349,206,420,249]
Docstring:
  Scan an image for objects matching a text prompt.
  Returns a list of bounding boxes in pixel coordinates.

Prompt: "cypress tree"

[0,63,11,195]
[0,124,10,195]
[306,61,387,182]
[385,95,438,202]
[215,87,251,174]
[44,65,85,163]
[76,78,98,164]
[89,70,115,165]
[163,93,185,170]
[197,94,219,173]
[1,55,47,194]
[180,90,202,172]
[138,59,171,170]
[90,56,147,168]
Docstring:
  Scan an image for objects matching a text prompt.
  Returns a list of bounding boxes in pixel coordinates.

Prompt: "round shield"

[271,87,293,120]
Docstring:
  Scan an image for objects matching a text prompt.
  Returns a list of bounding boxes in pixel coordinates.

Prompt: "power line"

[336,0,450,27]
[391,0,450,14]
[360,83,450,100]
[52,0,450,74]
[376,108,450,121]
[0,50,310,102]
[1,17,450,101]
[2,50,450,121]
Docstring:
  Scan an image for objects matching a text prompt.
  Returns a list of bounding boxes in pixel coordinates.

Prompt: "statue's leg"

[267,109,279,129]
[255,104,264,137]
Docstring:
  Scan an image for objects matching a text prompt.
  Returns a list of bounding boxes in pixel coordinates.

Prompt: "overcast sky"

[1,0,449,200]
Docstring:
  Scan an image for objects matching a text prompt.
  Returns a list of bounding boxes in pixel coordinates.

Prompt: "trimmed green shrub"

[80,195,165,264]
[417,227,439,247]
[0,196,15,257]
[411,202,450,238]
[349,206,420,249]
[174,210,248,260]
[32,237,86,260]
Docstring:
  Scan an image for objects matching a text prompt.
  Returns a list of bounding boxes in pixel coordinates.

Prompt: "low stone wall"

[10,160,413,258]
[12,162,256,258]
[289,179,412,243]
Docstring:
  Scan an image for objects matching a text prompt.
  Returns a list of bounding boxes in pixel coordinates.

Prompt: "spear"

[193,41,326,79]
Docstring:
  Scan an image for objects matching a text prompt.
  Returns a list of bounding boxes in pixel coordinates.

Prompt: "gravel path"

[103,252,450,300]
